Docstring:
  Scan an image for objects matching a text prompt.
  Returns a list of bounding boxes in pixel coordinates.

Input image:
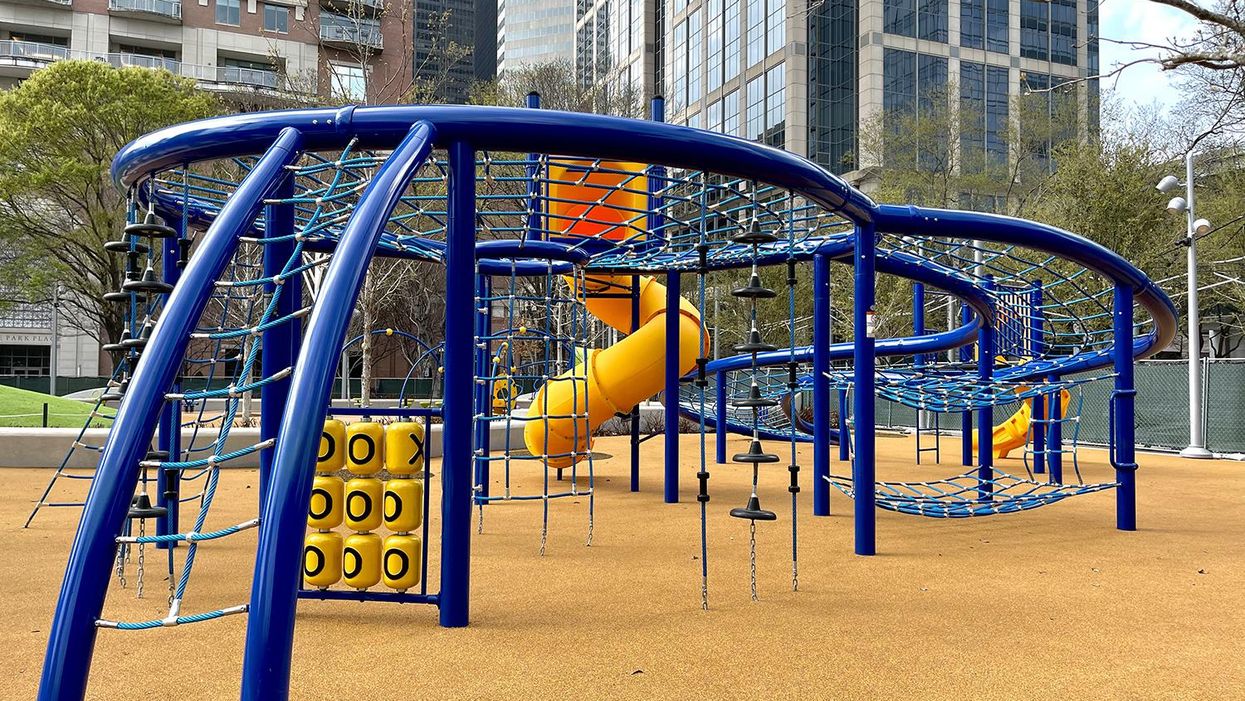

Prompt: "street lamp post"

[49,284,61,397]
[1159,152,1213,459]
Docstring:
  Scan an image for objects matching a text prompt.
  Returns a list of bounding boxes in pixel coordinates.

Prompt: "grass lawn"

[0,385,113,428]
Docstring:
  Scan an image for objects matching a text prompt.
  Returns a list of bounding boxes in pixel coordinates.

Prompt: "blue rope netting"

[826,470,1118,518]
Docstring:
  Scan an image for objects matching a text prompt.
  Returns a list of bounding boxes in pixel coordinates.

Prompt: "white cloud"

[1098,0,1200,111]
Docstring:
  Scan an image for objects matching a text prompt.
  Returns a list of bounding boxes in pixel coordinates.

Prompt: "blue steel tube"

[239,123,435,700]
[630,274,642,490]
[440,140,477,623]
[977,278,995,501]
[664,270,681,504]
[960,303,974,467]
[838,389,849,461]
[39,127,306,701]
[259,171,298,509]
[157,216,185,547]
[812,253,831,516]
[852,223,877,556]
[524,91,542,241]
[715,370,727,464]
[1031,281,1046,475]
[1113,283,1137,531]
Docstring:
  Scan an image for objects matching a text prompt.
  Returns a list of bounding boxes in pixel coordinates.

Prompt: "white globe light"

[1166,196,1188,214]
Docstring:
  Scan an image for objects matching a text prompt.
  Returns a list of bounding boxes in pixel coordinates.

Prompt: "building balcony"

[321,0,385,14]
[214,65,280,90]
[107,0,182,24]
[8,0,73,7]
[108,52,181,73]
[0,40,69,65]
[320,15,383,50]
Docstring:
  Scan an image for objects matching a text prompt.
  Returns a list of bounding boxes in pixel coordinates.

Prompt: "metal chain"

[540,525,547,557]
[792,558,799,593]
[749,520,758,601]
[136,521,146,599]
[585,516,594,547]
[477,504,484,535]
[701,575,709,611]
[115,544,127,589]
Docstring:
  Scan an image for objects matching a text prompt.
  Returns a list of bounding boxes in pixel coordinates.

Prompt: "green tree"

[0,60,218,351]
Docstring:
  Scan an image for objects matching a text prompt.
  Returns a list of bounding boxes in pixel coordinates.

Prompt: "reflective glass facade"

[808,0,856,171]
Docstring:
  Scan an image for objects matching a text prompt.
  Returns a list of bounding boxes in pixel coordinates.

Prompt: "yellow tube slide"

[524,275,708,467]
[972,389,1071,459]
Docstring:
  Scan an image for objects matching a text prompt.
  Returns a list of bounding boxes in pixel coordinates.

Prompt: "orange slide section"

[973,389,1071,459]
[524,275,707,467]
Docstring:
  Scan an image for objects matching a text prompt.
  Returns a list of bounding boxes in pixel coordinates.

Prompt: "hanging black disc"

[730,494,777,521]
[128,492,168,520]
[122,268,173,295]
[732,439,780,464]
[124,221,176,239]
[731,273,777,299]
[102,291,134,303]
[732,383,779,408]
[731,219,779,246]
[103,239,149,254]
[733,328,776,354]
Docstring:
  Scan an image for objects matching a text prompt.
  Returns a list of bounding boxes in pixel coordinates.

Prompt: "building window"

[763,62,785,147]
[766,0,785,54]
[882,48,948,167]
[330,63,367,101]
[707,0,724,92]
[1050,0,1077,65]
[1020,0,1048,61]
[746,0,764,67]
[216,0,241,26]
[688,9,702,104]
[884,0,915,37]
[986,0,1008,52]
[917,0,947,42]
[708,98,723,132]
[672,19,687,111]
[961,61,1008,171]
[723,0,740,81]
[263,4,289,33]
[0,345,50,377]
[985,65,1009,163]
[746,74,764,139]
[723,89,740,135]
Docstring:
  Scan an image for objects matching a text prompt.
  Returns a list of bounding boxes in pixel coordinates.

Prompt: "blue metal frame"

[812,253,831,516]
[38,104,1182,701]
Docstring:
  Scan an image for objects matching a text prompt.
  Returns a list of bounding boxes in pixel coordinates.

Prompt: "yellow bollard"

[344,477,383,532]
[382,534,422,591]
[383,479,424,533]
[342,532,382,589]
[384,421,425,476]
[303,531,343,588]
[318,419,346,473]
[346,422,384,475]
[307,475,345,530]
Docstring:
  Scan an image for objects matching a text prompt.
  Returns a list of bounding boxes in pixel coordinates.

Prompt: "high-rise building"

[495,0,575,73]
[574,0,1099,176]
[0,0,412,104]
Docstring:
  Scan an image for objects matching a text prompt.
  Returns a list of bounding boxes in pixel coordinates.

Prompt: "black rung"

[122,278,173,294]
[732,439,780,463]
[730,495,777,521]
[102,291,133,303]
[731,284,777,299]
[733,341,778,353]
[104,240,149,254]
[124,222,176,239]
[732,397,779,408]
[731,229,779,246]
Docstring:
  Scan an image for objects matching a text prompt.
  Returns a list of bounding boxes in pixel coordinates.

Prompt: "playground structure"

[36,102,1177,700]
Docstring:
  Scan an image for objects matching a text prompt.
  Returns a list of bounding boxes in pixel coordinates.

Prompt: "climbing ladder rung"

[116,518,259,544]
[96,604,248,630]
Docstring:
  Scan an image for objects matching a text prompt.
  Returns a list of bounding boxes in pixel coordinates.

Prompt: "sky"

[1098,0,1201,112]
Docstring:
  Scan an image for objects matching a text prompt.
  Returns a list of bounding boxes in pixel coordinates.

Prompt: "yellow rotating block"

[382,534,423,591]
[384,421,425,476]
[344,478,383,532]
[318,419,346,473]
[342,532,382,589]
[307,475,344,529]
[384,479,424,533]
[303,531,342,588]
[346,421,384,475]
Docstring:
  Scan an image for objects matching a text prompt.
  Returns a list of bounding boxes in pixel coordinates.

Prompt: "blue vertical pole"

[852,222,876,556]
[664,271,681,504]
[960,302,974,466]
[156,217,185,547]
[259,171,297,510]
[1031,280,1046,475]
[913,282,926,463]
[440,140,476,627]
[1113,283,1137,531]
[714,370,727,463]
[977,278,995,501]
[524,91,542,242]
[473,275,492,500]
[1047,373,1063,483]
[630,274,641,491]
[812,253,831,516]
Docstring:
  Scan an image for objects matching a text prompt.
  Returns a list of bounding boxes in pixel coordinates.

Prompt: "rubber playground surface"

[4,433,1242,699]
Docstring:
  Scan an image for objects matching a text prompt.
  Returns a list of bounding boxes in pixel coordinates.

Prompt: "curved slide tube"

[524,274,707,467]
[973,389,1071,459]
